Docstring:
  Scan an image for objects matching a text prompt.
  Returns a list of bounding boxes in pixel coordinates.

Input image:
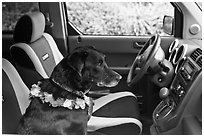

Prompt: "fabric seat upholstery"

[2,58,30,134]
[10,12,63,88]
[8,12,143,134]
[88,92,142,134]
[2,59,142,134]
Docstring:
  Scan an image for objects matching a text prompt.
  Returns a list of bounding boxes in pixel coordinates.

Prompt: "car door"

[65,2,175,93]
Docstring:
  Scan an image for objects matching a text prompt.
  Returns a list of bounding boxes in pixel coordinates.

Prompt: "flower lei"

[30,82,91,110]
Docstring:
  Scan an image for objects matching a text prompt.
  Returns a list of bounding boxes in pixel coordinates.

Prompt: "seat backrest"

[10,12,63,88]
[2,58,30,134]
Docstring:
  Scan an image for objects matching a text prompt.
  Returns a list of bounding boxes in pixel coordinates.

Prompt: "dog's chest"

[24,98,89,134]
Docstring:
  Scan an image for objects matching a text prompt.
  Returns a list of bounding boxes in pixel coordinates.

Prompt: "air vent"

[190,48,202,61]
[196,56,202,68]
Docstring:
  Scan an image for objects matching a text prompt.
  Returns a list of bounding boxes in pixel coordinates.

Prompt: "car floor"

[140,113,153,135]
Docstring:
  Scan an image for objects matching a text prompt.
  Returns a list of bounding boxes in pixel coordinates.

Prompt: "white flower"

[84,96,91,105]
[30,83,41,96]
[44,92,53,103]
[63,99,73,109]
[76,98,85,109]
[30,87,41,96]
[29,83,88,110]
[75,105,80,109]
[31,84,38,88]
[55,98,65,106]
[31,84,41,90]
[51,98,65,107]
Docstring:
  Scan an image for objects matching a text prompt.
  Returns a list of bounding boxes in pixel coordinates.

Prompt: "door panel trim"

[68,35,174,54]
[68,35,151,54]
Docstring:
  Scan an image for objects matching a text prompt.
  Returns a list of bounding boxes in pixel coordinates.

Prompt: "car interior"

[2,2,202,135]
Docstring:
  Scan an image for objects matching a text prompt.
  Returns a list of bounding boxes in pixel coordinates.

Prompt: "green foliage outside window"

[2,2,174,36]
[67,2,174,36]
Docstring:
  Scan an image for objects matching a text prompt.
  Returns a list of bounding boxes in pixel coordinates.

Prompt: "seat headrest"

[13,12,45,44]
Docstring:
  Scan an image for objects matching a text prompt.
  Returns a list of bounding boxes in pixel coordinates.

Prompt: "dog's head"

[50,46,122,93]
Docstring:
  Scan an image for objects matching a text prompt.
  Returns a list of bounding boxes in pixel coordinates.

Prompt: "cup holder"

[152,97,177,133]
[153,98,175,121]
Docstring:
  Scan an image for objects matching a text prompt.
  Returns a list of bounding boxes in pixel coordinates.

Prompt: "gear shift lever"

[159,87,169,99]
[153,87,174,121]
[159,87,170,106]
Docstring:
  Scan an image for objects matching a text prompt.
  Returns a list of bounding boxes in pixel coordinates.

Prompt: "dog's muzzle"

[97,70,122,87]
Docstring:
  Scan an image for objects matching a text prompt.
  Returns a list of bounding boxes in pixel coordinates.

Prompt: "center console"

[150,55,202,134]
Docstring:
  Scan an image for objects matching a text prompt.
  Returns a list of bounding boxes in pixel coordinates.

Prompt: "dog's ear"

[67,51,88,74]
[50,51,90,91]
[50,56,82,90]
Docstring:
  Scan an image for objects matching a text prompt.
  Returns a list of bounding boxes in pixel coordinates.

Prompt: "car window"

[2,2,39,32]
[66,2,174,36]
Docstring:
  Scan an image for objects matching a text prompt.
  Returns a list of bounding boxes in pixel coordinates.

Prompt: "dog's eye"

[98,60,103,66]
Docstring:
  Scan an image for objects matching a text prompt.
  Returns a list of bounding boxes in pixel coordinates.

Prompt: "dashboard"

[168,39,202,105]
[171,48,202,106]
[151,39,202,134]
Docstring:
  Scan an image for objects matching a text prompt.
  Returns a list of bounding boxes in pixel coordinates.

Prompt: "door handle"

[133,42,145,49]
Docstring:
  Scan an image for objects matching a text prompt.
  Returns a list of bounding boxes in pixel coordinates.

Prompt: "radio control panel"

[179,59,200,83]
[171,57,201,104]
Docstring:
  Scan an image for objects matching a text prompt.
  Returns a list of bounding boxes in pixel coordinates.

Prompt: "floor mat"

[140,114,153,135]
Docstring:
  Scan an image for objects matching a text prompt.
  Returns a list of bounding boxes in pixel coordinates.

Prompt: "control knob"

[159,87,170,106]
[159,87,169,100]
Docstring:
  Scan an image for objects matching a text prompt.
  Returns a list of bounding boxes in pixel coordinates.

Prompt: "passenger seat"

[2,58,30,134]
[10,12,63,88]
[2,58,142,134]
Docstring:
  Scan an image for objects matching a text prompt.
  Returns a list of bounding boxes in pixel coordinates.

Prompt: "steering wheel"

[127,34,161,87]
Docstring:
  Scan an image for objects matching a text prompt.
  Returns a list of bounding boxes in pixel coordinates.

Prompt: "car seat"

[10,12,63,88]
[9,12,143,134]
[2,58,142,134]
[2,58,30,134]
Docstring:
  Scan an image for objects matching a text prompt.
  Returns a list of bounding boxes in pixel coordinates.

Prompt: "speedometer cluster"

[167,39,198,74]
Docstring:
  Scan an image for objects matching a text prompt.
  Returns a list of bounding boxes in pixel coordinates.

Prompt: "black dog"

[17,46,122,134]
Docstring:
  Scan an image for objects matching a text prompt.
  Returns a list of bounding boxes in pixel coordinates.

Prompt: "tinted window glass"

[66,2,174,36]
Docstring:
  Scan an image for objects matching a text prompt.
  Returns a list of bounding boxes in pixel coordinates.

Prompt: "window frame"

[65,2,178,37]
[171,2,183,38]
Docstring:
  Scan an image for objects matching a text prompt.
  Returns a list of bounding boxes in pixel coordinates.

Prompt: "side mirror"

[163,15,174,35]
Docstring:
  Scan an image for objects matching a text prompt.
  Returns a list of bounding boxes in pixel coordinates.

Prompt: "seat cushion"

[2,58,30,134]
[2,70,22,134]
[2,59,30,114]
[92,123,141,135]
[93,95,140,118]
[88,92,142,134]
